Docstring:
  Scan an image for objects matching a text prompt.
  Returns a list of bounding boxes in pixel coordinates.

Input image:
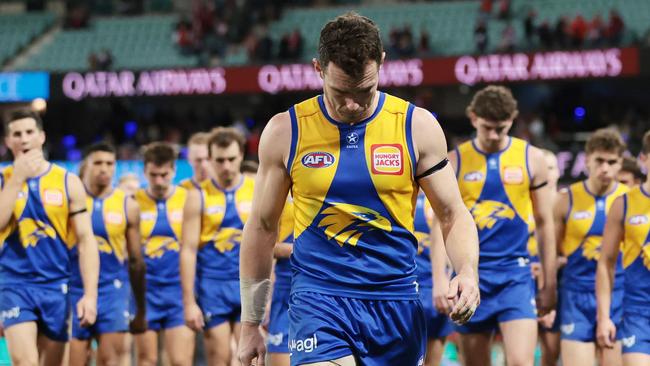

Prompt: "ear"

[380,52,386,67]
[313,58,324,79]
[469,112,478,128]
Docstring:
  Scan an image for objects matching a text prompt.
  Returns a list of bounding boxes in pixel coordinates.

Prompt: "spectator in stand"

[96,49,113,70]
[524,10,537,44]
[607,9,625,45]
[480,0,493,18]
[418,29,431,57]
[287,28,304,60]
[499,22,516,52]
[498,0,511,20]
[570,14,588,47]
[475,19,488,53]
[396,26,416,58]
[174,20,195,55]
[587,14,605,47]
[538,20,553,48]
[555,16,569,48]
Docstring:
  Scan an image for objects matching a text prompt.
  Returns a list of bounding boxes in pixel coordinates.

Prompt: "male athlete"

[265,197,295,366]
[415,193,453,366]
[135,142,194,366]
[69,142,147,366]
[0,109,99,365]
[596,130,650,366]
[449,86,557,366]
[181,127,254,365]
[528,149,562,366]
[555,128,627,366]
[180,132,213,190]
[239,12,480,366]
[617,156,643,187]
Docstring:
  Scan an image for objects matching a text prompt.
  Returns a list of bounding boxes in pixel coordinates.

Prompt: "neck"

[586,177,614,196]
[475,137,509,154]
[85,181,112,198]
[216,173,242,191]
[147,185,173,200]
[324,91,379,125]
[643,180,650,194]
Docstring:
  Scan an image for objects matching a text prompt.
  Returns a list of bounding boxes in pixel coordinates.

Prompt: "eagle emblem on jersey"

[642,243,650,270]
[96,235,126,262]
[470,200,515,230]
[19,218,57,248]
[317,203,392,247]
[145,236,179,258]
[582,235,602,261]
[213,228,242,253]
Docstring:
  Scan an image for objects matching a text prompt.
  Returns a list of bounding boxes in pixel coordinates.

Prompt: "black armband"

[415,158,449,180]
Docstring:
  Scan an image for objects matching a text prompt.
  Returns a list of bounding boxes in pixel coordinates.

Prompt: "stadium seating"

[19,15,198,71]
[0,12,55,66]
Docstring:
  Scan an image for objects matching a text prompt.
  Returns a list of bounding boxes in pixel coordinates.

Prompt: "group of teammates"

[2,11,650,366]
[0,109,260,366]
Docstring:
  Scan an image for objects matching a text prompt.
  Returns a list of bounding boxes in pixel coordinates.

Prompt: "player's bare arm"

[553,190,569,260]
[412,107,480,325]
[239,112,292,366]
[529,145,558,314]
[126,196,147,333]
[273,243,293,259]
[68,172,99,328]
[596,195,624,349]
[429,214,452,315]
[180,188,204,331]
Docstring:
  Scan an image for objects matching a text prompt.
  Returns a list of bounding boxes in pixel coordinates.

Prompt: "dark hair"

[466,85,519,122]
[585,128,626,156]
[208,127,246,156]
[4,109,43,134]
[143,142,177,167]
[318,12,383,79]
[83,142,116,160]
[620,156,644,181]
[241,160,259,174]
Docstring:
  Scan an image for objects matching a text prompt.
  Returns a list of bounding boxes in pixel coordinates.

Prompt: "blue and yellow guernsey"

[287,92,420,299]
[620,186,650,309]
[456,137,532,270]
[561,181,627,291]
[0,164,75,287]
[197,176,254,280]
[414,193,433,288]
[274,198,294,289]
[135,187,187,286]
[179,178,201,191]
[70,189,129,289]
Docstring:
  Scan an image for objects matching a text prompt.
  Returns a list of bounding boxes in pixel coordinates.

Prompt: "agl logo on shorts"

[289,333,318,353]
[371,144,403,175]
[302,152,335,168]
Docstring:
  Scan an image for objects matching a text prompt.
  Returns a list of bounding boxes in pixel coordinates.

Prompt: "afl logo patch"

[301,152,335,168]
[629,215,648,225]
[573,211,592,220]
[44,189,64,206]
[371,144,403,175]
[105,212,123,225]
[464,171,484,182]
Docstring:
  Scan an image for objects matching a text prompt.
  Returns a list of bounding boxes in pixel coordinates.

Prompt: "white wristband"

[240,278,271,324]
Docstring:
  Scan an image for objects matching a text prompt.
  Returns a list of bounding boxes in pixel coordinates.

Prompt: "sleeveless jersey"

[179,178,201,191]
[561,181,627,291]
[621,186,650,309]
[135,187,186,286]
[414,193,434,288]
[70,189,129,289]
[288,92,420,299]
[0,164,74,287]
[274,198,294,289]
[456,137,533,270]
[197,176,254,280]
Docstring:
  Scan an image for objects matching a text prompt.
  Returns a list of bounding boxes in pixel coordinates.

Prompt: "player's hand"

[530,262,543,289]
[183,301,204,332]
[129,310,147,334]
[557,256,567,269]
[596,317,617,348]
[238,321,266,366]
[537,283,557,316]
[433,275,452,315]
[13,149,45,182]
[448,269,480,325]
[538,309,556,329]
[76,295,97,328]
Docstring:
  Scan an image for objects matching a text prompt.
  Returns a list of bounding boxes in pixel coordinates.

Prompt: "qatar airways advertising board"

[51,47,640,100]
